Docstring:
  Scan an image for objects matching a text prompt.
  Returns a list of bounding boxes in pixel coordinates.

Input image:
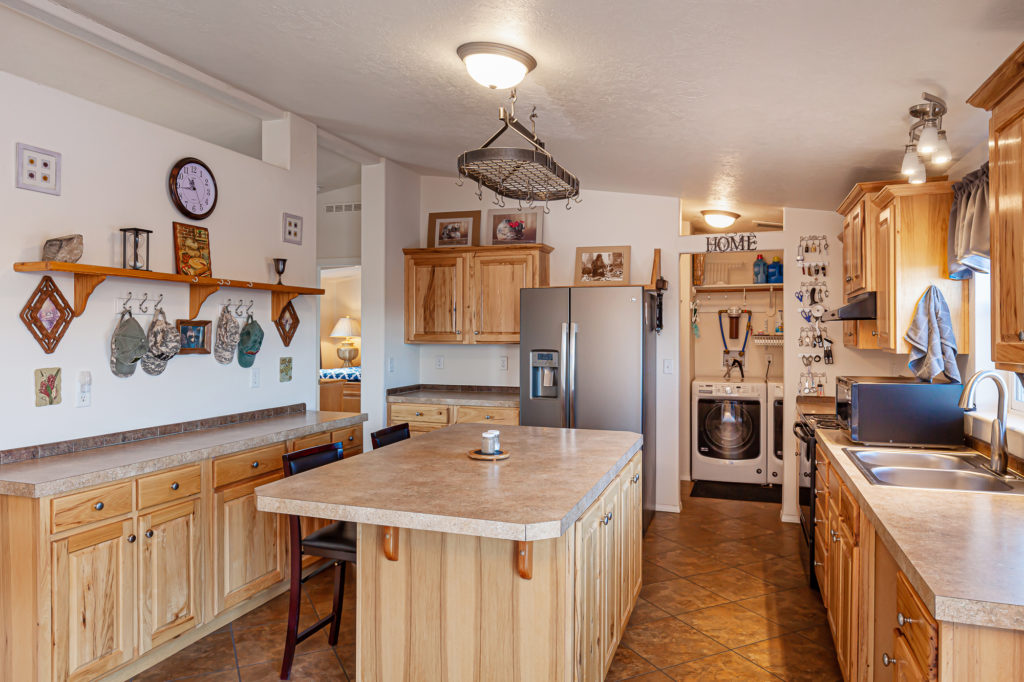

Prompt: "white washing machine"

[691,377,768,484]
[766,381,784,484]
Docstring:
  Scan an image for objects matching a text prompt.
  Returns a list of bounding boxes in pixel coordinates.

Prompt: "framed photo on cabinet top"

[574,246,631,286]
[486,208,543,245]
[426,210,481,248]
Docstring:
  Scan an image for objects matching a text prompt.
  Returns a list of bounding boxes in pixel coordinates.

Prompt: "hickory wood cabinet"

[404,244,552,344]
[0,422,363,682]
[388,400,520,436]
[969,42,1024,372]
[837,181,889,349]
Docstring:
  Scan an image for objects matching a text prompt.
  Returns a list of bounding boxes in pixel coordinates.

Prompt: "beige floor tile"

[648,547,729,578]
[794,623,836,650]
[687,567,779,601]
[643,533,685,554]
[737,556,809,589]
[231,592,320,632]
[134,631,237,681]
[662,650,780,681]
[735,633,842,682]
[642,559,681,585]
[233,621,330,668]
[618,672,674,681]
[628,597,673,626]
[605,645,656,681]
[677,602,790,648]
[735,587,828,631]
[620,617,727,669]
[697,516,775,540]
[640,578,731,615]
[238,648,344,681]
[703,539,782,566]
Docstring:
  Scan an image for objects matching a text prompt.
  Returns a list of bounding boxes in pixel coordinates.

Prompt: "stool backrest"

[370,423,411,449]
[282,442,345,477]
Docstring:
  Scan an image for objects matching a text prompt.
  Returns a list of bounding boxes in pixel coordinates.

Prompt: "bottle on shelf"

[767,256,783,283]
[753,254,767,283]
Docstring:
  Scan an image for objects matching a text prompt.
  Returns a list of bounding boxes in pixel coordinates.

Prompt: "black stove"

[794,412,841,590]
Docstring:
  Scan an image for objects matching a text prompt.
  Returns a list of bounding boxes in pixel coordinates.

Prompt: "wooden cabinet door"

[826,501,842,643]
[991,111,1024,369]
[875,205,895,351]
[405,253,465,343]
[573,491,606,682]
[893,633,927,682]
[836,522,859,679]
[214,472,286,613]
[602,476,624,672]
[138,500,201,652]
[842,203,867,298]
[626,455,643,607]
[52,518,135,682]
[467,251,535,343]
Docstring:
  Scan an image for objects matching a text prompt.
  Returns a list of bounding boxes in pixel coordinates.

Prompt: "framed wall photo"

[172,222,212,277]
[486,208,543,245]
[176,319,212,354]
[574,246,631,286]
[426,210,481,248]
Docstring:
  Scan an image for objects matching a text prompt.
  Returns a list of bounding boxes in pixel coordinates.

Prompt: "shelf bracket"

[271,291,300,321]
[72,273,106,317]
[189,283,220,319]
[382,526,399,561]
[516,540,533,580]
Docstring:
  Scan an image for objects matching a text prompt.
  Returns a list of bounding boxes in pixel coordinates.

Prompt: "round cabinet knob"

[94,501,104,511]
[882,653,892,667]
[1018,330,1024,342]
[415,412,422,417]
[813,561,823,567]
[633,473,640,483]
[846,332,854,337]
[756,468,763,474]
[127,534,136,543]
[170,482,180,491]
[251,461,260,468]
[348,436,354,441]
[846,276,853,282]
[485,415,492,419]
[872,330,878,336]
[607,512,613,523]
[897,612,915,627]
[474,331,480,335]
[772,471,778,478]
[456,330,462,335]
[145,530,154,539]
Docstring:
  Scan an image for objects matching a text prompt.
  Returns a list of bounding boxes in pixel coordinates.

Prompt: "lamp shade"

[330,316,360,339]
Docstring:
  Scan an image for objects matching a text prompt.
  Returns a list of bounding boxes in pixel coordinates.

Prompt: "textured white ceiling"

[51,0,1024,209]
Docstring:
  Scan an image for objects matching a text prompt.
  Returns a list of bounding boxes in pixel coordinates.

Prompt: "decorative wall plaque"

[274,301,299,347]
[20,276,74,354]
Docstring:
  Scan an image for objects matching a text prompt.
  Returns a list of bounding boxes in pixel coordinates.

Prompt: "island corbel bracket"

[189,282,220,319]
[516,540,533,580]
[72,273,106,317]
[382,526,399,561]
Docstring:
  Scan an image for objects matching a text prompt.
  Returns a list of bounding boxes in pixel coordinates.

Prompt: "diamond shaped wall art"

[20,276,74,353]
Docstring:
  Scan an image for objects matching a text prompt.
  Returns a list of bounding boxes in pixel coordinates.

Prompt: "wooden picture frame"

[20,276,74,354]
[574,246,631,286]
[172,222,212,277]
[486,208,544,245]
[274,300,300,347]
[176,319,212,354]
[426,210,481,248]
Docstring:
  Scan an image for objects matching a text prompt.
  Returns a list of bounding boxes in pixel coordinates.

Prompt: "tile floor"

[134,489,839,681]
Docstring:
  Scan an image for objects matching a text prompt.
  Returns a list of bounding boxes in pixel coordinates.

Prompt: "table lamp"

[330,316,361,367]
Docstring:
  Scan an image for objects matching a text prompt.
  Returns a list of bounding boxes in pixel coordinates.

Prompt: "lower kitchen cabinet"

[51,518,136,682]
[388,400,521,436]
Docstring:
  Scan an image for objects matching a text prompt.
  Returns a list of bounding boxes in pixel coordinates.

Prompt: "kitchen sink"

[842,448,1024,494]
[868,467,1014,492]
[852,450,976,470]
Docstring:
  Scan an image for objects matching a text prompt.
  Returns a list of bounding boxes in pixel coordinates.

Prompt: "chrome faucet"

[958,370,1009,476]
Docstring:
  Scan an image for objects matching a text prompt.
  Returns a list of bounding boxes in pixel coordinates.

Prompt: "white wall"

[317,184,361,260]
[418,176,682,512]
[320,270,361,368]
[0,71,318,450]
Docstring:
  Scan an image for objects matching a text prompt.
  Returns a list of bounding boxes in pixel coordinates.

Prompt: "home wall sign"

[704,233,759,253]
[20,276,74,354]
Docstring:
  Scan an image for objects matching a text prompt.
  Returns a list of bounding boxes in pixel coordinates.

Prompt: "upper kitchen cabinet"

[968,42,1024,371]
[404,244,552,344]
[872,181,969,354]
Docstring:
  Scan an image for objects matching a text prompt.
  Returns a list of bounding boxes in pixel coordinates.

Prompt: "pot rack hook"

[566,196,573,211]
[543,199,551,215]
[517,196,524,211]
[224,298,233,310]
[530,106,537,136]
[475,179,483,201]
[454,174,464,187]
[138,292,149,313]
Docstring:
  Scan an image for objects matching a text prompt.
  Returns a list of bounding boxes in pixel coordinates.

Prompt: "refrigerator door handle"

[559,322,569,427]
[568,322,578,428]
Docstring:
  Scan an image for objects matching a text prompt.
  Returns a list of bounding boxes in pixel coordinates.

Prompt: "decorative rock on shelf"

[40,234,83,263]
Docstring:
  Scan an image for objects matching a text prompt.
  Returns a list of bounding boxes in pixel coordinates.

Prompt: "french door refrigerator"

[519,286,657,533]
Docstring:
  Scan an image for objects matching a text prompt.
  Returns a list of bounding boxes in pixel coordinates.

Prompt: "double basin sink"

[843,448,1024,494]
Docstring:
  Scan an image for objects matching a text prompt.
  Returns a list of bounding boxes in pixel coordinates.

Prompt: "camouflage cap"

[110,310,148,378]
[141,308,181,376]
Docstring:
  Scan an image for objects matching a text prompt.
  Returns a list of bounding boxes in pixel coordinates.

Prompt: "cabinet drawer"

[896,571,938,677]
[290,432,332,452]
[390,403,450,424]
[331,426,362,450]
[52,481,133,533]
[137,464,201,510]
[409,423,444,437]
[213,443,286,489]
[454,405,519,425]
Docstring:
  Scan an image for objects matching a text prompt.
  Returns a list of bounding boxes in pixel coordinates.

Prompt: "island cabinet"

[404,244,552,344]
[968,42,1024,372]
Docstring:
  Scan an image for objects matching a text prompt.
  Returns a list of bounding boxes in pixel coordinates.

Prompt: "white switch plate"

[434,355,445,370]
[282,213,303,245]
[16,143,61,195]
[499,355,508,371]
[388,356,396,373]
[250,367,261,388]
[662,358,673,374]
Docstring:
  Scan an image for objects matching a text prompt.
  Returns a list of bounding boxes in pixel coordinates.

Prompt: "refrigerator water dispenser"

[529,350,560,399]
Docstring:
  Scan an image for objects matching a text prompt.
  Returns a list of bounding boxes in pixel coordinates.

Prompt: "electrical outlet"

[388,356,396,373]
[75,391,91,408]
[250,367,261,388]
[765,353,774,365]
[499,355,508,371]
[662,358,673,374]
[434,355,445,370]
[282,213,303,245]
[75,370,91,408]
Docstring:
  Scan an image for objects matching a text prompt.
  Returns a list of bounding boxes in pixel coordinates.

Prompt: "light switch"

[499,356,508,371]
[434,355,445,370]
[662,359,673,374]
[250,367,261,388]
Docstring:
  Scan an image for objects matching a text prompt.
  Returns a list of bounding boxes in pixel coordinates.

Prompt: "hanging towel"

[904,286,960,383]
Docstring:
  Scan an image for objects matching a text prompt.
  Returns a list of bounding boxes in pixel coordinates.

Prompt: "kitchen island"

[255,423,644,682]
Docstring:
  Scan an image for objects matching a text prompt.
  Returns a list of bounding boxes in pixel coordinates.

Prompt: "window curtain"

[948,162,990,279]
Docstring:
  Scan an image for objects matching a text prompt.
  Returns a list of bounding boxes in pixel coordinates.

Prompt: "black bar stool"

[279,442,356,680]
[370,423,411,449]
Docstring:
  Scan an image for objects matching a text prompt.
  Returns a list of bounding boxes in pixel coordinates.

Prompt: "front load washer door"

[697,398,761,461]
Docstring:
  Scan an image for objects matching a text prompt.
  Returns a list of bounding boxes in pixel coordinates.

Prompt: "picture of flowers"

[173,222,212,277]
[487,208,543,245]
[35,367,61,407]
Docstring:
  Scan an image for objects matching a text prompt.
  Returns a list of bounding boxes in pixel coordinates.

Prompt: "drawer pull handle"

[171,482,180,491]
[485,415,492,419]
[815,518,826,524]
[415,412,422,417]
[882,653,893,667]
[251,461,260,468]
[846,276,853,282]
[814,488,825,494]
[145,530,154,539]
[632,473,640,484]
[1019,330,1024,342]
[814,561,823,567]
[348,436,354,441]
[127,534,136,543]
[897,612,915,627]
[94,501,104,511]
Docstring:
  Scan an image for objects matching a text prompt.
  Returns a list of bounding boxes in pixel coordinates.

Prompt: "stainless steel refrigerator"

[519,286,657,532]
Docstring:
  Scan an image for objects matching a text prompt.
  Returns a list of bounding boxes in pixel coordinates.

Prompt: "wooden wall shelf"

[13,262,324,320]
[692,283,782,293]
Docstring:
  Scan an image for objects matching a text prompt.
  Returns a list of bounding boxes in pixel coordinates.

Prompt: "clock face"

[169,158,217,219]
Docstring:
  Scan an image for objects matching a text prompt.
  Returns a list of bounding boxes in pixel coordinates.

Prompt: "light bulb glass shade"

[457,42,537,90]
[700,210,741,228]
[908,173,926,184]
[330,316,361,339]
[901,145,925,177]
[917,121,940,154]
[931,131,952,164]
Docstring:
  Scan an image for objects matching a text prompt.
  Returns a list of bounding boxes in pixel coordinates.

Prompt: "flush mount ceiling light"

[457,42,537,90]
[898,92,953,180]
[701,210,741,228]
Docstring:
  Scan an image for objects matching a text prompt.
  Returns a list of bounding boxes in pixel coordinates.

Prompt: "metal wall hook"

[138,292,149,313]
[154,294,164,309]
[224,298,233,311]
[122,292,132,313]
[246,299,254,314]
[235,299,245,315]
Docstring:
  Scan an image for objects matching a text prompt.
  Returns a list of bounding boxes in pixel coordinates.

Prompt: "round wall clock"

[168,157,217,220]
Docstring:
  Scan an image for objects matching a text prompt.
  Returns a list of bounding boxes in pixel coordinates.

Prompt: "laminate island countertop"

[817,428,1024,630]
[0,411,365,498]
[255,423,642,541]
[386,388,520,407]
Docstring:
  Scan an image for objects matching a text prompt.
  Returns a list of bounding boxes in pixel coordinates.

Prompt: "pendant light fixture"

[700,210,741,229]
[457,42,536,90]
[898,92,952,180]
[900,144,925,178]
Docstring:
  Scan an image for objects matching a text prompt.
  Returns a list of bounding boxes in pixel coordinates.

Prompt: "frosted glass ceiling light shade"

[901,145,925,177]
[908,173,926,184]
[700,210,741,228]
[931,131,952,164]
[457,42,537,90]
[917,121,940,154]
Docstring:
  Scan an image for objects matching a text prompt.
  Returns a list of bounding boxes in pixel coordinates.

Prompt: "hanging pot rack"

[457,91,581,206]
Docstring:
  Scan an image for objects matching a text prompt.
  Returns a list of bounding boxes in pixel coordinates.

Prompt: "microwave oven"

[836,376,965,447]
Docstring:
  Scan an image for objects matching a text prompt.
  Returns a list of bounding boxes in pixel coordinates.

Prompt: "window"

[1009,371,1024,415]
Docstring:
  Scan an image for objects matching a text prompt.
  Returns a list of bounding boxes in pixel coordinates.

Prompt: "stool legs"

[328,561,346,645]
[279,547,304,679]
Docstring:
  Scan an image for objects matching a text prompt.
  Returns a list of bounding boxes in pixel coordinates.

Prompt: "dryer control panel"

[695,382,763,397]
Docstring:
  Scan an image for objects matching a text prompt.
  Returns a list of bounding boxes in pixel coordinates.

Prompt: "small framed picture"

[176,319,212,354]
[486,208,543,245]
[574,246,631,286]
[426,210,481,248]
[173,222,212,277]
